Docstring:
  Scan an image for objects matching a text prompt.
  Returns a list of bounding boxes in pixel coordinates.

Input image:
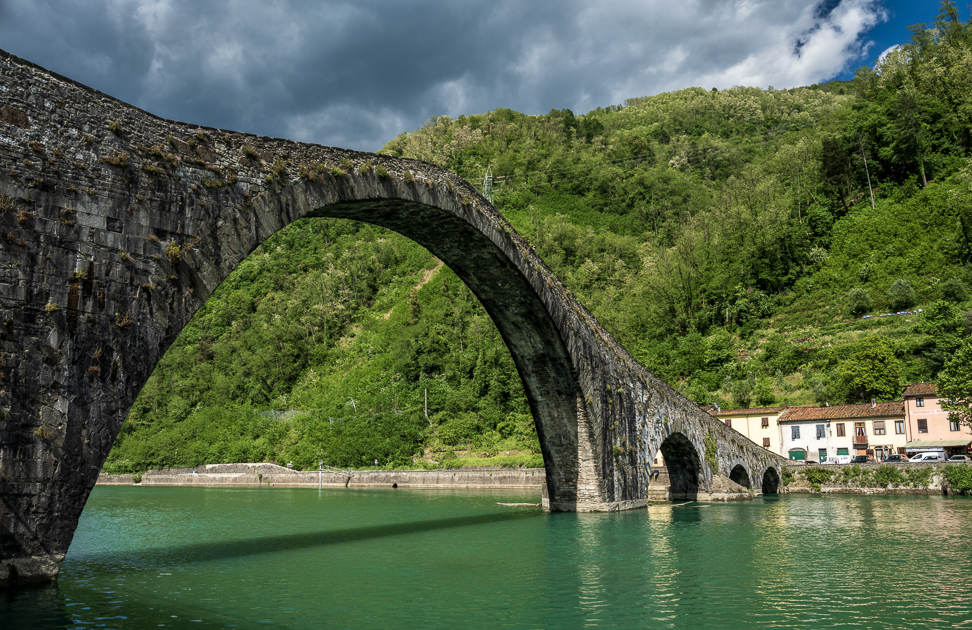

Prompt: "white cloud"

[0,0,889,150]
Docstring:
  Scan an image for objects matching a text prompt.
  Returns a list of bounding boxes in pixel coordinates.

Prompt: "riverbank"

[96,461,972,497]
[96,463,546,489]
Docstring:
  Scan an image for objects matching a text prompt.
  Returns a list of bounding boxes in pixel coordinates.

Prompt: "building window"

[951,420,960,432]
[761,417,769,428]
[895,421,905,434]
[725,418,731,429]
[873,420,886,436]
[916,398,924,407]
[918,419,928,433]
[792,425,800,440]
[816,424,825,439]
[763,438,771,447]
[836,423,846,437]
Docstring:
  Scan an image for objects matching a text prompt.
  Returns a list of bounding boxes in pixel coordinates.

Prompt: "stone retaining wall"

[781,462,966,495]
[96,462,546,489]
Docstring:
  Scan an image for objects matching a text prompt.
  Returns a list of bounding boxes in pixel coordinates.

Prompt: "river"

[3,486,971,629]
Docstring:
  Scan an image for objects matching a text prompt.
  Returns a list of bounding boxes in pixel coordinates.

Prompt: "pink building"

[902,382,972,457]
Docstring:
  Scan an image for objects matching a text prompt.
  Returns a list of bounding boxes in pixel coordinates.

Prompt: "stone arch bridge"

[0,51,786,586]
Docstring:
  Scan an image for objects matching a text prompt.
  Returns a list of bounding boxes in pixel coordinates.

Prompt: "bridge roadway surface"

[0,50,787,587]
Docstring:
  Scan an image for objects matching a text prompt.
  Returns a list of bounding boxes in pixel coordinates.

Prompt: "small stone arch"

[728,463,752,490]
[761,467,781,494]
[659,432,701,500]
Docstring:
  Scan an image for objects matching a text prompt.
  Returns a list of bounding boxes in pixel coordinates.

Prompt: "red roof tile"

[710,406,788,417]
[779,401,904,422]
[902,382,937,398]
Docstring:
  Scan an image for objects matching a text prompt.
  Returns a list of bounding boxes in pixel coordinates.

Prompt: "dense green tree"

[887,279,916,310]
[939,337,972,429]
[836,336,901,403]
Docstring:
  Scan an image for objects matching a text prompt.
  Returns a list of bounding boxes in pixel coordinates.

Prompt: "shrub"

[44,302,58,312]
[847,288,872,315]
[943,464,972,494]
[404,170,415,184]
[438,413,480,446]
[887,279,916,310]
[100,152,129,168]
[242,145,259,160]
[340,157,352,170]
[873,464,904,487]
[376,164,389,179]
[941,278,968,303]
[165,242,182,263]
[802,467,834,486]
[108,120,123,136]
[901,466,932,488]
[358,160,372,175]
[704,431,718,473]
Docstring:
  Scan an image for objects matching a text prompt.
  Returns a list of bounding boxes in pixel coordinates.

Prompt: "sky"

[0,0,962,152]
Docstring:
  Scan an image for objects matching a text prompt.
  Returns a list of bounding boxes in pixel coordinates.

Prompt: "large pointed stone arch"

[0,50,787,586]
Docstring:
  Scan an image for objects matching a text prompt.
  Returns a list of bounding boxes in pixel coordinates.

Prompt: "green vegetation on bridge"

[104,3,972,473]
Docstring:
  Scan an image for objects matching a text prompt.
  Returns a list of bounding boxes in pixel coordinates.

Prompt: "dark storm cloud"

[0,0,887,151]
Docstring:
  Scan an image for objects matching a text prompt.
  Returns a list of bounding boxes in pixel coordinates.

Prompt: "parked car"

[850,455,870,464]
[910,453,946,463]
[948,455,970,462]
[882,455,906,463]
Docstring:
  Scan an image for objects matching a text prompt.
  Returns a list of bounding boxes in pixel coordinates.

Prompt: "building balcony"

[853,435,868,446]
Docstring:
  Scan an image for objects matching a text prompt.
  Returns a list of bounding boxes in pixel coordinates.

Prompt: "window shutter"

[873,420,885,430]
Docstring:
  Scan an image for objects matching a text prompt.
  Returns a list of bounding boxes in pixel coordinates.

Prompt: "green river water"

[3,486,972,629]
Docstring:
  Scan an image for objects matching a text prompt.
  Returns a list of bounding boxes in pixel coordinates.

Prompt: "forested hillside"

[104,2,972,473]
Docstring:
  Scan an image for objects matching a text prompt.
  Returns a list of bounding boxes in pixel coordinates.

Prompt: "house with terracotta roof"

[706,405,788,454]
[778,401,907,462]
[902,382,972,457]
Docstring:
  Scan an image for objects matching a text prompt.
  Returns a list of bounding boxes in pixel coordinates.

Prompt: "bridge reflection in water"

[4,488,971,628]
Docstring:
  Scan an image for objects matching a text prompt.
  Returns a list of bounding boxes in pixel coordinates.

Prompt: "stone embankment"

[782,462,967,495]
[96,465,757,502]
[97,463,546,490]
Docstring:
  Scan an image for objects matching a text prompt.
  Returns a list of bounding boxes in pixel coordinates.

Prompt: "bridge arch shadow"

[659,432,701,500]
